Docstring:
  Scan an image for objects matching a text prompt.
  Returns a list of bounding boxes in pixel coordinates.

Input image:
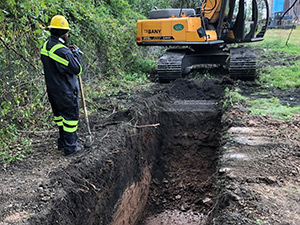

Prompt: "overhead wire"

[279,0,299,24]
[285,2,299,46]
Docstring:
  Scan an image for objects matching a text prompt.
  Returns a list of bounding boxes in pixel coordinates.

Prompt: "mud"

[142,210,207,225]
[240,86,300,107]
[111,166,151,225]
[0,93,168,225]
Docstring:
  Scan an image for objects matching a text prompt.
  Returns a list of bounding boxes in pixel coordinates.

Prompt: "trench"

[139,142,217,225]
[138,100,221,225]
[23,81,223,225]
[111,99,222,225]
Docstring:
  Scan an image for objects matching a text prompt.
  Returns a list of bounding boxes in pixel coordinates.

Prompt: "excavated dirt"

[1,48,300,225]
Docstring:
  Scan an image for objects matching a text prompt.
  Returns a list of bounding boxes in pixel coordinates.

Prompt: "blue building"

[268,0,296,29]
[272,0,285,12]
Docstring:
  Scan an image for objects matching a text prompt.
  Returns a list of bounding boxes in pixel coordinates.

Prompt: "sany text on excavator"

[136,0,269,82]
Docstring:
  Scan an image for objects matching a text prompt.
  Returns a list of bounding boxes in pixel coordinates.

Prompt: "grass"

[225,87,300,120]
[259,61,300,90]
[230,28,300,120]
[223,87,247,109]
[254,28,300,55]
[263,28,300,46]
[256,29,300,90]
[248,97,300,120]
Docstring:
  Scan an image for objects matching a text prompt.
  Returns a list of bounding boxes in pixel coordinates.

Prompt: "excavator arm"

[202,0,224,24]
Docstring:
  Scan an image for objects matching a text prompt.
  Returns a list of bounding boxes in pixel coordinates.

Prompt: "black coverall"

[41,35,82,154]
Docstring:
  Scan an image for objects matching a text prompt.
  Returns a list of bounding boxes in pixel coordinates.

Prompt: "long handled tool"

[78,75,94,147]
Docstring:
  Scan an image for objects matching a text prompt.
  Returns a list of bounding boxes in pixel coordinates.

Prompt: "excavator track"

[229,47,257,81]
[157,50,186,83]
[157,47,257,82]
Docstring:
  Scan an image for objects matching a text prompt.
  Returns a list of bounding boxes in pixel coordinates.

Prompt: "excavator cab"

[136,0,269,82]
[224,0,269,42]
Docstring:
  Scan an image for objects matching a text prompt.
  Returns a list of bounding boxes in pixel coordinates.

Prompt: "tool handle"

[78,75,92,135]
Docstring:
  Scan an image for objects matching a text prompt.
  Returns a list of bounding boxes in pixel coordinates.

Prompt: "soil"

[139,145,219,225]
[213,108,300,225]
[240,86,300,107]
[139,97,223,224]
[0,47,300,225]
[210,48,300,224]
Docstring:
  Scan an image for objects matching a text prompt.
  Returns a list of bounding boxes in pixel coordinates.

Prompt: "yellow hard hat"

[48,15,71,30]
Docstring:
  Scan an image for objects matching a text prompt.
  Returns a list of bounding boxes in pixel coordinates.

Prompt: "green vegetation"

[226,29,300,120]
[254,29,300,52]
[253,29,300,90]
[259,61,300,90]
[0,1,299,163]
[0,0,173,163]
[222,87,247,109]
[248,98,300,120]
[224,86,300,120]
[267,28,300,45]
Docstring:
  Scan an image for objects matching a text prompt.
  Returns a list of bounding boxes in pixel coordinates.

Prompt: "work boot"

[57,126,64,150]
[57,143,64,151]
[64,145,85,157]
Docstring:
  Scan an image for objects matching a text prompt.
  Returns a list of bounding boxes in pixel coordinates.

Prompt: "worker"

[41,15,84,156]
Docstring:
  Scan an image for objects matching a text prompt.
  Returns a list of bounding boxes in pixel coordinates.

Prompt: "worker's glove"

[72,47,80,54]
[69,45,82,55]
[72,47,83,55]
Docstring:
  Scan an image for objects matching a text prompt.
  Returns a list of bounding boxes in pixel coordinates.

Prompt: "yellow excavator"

[136,0,269,82]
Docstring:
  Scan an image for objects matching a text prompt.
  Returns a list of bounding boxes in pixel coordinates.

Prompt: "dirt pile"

[0,92,169,225]
[168,79,224,100]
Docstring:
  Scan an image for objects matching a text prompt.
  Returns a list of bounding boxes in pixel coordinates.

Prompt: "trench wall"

[139,100,223,225]
[27,95,168,225]
[25,92,223,225]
